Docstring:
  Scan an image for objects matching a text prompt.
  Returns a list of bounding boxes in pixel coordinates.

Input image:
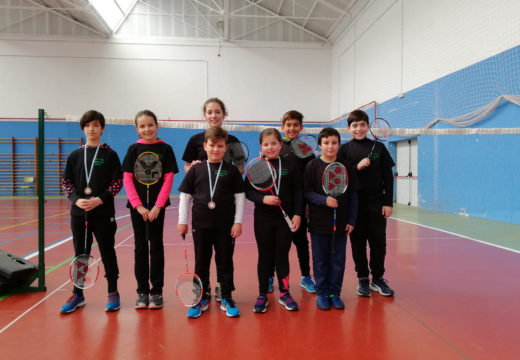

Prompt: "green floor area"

[392,204,520,252]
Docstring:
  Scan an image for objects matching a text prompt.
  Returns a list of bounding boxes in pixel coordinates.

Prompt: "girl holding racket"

[245,128,303,313]
[60,110,123,314]
[123,110,179,309]
[303,127,358,311]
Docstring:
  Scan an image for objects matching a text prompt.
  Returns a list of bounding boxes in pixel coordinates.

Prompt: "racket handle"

[181,233,186,241]
[281,209,294,232]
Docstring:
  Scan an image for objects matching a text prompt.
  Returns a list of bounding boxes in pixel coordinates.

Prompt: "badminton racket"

[290,134,317,159]
[368,118,391,159]
[224,141,249,169]
[246,157,294,231]
[69,211,99,289]
[175,234,203,307]
[322,162,349,253]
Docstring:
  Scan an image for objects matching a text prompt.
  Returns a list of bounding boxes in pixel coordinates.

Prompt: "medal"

[84,186,92,195]
[207,161,223,210]
[84,144,101,197]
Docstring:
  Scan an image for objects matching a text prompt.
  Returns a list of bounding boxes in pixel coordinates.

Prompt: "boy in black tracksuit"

[338,110,395,297]
[60,110,122,314]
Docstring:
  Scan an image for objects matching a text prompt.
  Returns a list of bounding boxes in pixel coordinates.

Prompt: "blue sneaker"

[300,276,316,293]
[267,277,274,293]
[357,278,371,297]
[329,295,345,310]
[279,292,298,311]
[316,295,330,310]
[105,291,120,312]
[220,298,240,317]
[370,278,395,297]
[187,298,209,318]
[253,294,269,313]
[60,294,85,314]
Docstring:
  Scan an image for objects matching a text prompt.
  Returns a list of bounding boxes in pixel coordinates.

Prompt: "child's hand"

[83,197,103,212]
[382,206,393,218]
[231,223,242,238]
[136,205,149,221]
[177,223,188,235]
[148,206,161,221]
[357,158,370,170]
[75,198,89,210]
[346,224,354,235]
[291,215,301,232]
[263,195,281,206]
[326,196,338,208]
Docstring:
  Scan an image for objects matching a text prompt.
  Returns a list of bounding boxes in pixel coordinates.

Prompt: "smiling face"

[281,118,303,140]
[348,120,370,140]
[204,101,226,127]
[82,120,104,145]
[319,135,339,161]
[261,134,282,159]
[136,114,158,142]
[204,138,227,163]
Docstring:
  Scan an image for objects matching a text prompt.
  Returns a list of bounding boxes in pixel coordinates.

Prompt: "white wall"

[331,0,520,117]
[0,39,331,123]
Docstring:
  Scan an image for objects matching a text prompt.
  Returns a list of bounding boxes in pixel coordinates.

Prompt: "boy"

[279,110,316,293]
[177,126,245,318]
[338,110,395,297]
[304,127,358,310]
[60,110,123,313]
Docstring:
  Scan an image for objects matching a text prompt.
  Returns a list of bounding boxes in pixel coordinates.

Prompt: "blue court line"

[0,223,67,246]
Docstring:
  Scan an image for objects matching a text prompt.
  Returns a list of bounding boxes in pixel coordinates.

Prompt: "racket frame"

[175,234,203,307]
[368,118,391,159]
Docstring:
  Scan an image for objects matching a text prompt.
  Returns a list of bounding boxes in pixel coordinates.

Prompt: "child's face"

[136,115,158,142]
[281,118,302,140]
[203,138,227,163]
[348,120,369,140]
[82,120,104,144]
[319,135,339,159]
[204,102,225,127]
[261,134,282,159]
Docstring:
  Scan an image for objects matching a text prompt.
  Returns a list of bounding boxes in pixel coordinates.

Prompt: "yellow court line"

[0,211,70,231]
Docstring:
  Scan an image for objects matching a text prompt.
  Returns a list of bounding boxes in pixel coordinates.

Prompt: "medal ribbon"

[84,144,101,191]
[207,161,223,203]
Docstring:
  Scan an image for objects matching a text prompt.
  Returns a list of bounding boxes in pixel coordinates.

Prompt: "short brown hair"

[259,128,282,144]
[79,110,105,130]
[347,109,369,126]
[282,110,303,126]
[205,126,228,143]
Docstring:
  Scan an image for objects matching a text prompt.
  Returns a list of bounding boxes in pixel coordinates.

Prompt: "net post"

[35,109,46,291]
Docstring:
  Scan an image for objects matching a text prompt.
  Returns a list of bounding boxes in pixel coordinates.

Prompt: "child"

[246,128,303,313]
[182,97,244,301]
[122,110,179,309]
[177,126,245,318]
[279,110,316,293]
[338,109,395,297]
[304,127,358,310]
[60,110,122,314]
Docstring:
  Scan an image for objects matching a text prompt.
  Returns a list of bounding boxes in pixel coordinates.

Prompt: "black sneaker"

[370,278,395,296]
[357,278,371,297]
[135,293,149,309]
[149,294,163,309]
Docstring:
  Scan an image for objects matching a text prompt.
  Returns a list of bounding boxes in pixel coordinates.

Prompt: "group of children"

[59,98,395,319]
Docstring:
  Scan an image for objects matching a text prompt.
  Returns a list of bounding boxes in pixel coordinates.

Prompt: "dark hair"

[205,126,228,144]
[318,127,340,145]
[79,110,105,130]
[203,98,227,116]
[135,110,158,126]
[259,128,282,144]
[282,110,303,126]
[347,109,369,126]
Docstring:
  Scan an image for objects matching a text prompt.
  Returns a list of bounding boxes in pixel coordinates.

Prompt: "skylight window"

[90,0,134,32]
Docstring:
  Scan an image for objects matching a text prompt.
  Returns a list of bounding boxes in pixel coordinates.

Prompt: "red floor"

[0,198,519,359]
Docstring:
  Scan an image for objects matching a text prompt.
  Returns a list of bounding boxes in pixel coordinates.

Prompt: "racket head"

[224,141,249,168]
[322,162,348,197]
[369,118,391,141]
[246,157,276,191]
[175,272,203,307]
[134,151,162,186]
[290,134,317,158]
[69,254,99,289]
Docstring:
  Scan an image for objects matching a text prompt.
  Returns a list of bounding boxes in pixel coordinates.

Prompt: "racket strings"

[176,274,203,307]
[71,254,99,289]
[370,119,392,141]
[291,135,317,158]
[247,160,275,190]
[135,153,162,185]
[323,164,348,197]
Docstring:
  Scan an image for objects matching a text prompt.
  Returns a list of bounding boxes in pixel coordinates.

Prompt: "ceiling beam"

[0,10,45,32]
[187,0,221,38]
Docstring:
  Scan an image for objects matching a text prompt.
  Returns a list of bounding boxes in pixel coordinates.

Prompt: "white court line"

[391,217,520,254]
[0,233,135,334]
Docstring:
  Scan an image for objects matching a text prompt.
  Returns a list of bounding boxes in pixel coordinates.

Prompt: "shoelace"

[256,296,267,305]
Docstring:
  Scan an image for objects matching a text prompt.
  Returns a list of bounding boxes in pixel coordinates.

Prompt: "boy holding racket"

[177,126,245,318]
[279,110,316,293]
[60,110,122,314]
[338,110,395,297]
[304,127,358,310]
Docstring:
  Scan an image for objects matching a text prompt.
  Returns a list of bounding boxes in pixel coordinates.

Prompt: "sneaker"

[135,293,149,309]
[316,295,330,310]
[187,298,209,318]
[149,294,163,309]
[253,294,269,313]
[329,295,345,310]
[300,276,316,293]
[278,292,298,311]
[60,294,85,314]
[357,278,371,297]
[267,277,274,293]
[370,278,395,297]
[215,284,222,302]
[105,291,120,312]
[220,298,240,317]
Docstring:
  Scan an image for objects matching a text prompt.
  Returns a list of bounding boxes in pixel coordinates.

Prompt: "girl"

[245,128,303,313]
[122,110,179,309]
